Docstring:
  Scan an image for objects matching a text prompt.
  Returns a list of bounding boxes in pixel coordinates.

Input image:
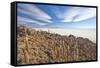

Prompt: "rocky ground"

[17,25,96,65]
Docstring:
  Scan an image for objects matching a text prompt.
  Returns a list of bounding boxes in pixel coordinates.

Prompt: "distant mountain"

[17,25,96,65]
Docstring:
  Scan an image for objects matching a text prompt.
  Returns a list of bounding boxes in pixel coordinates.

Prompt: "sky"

[17,3,96,29]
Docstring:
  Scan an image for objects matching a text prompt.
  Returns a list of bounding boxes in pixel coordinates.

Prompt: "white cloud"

[18,4,51,19]
[35,17,52,23]
[17,16,47,25]
[61,7,96,22]
[73,8,96,22]
[18,4,52,23]
[62,7,80,22]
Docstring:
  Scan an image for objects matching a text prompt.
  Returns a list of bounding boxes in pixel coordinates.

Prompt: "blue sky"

[17,3,96,29]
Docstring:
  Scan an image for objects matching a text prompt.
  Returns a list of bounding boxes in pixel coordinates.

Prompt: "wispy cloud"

[18,8,52,23]
[17,16,47,25]
[73,8,96,22]
[61,7,79,22]
[61,7,96,22]
[18,4,52,23]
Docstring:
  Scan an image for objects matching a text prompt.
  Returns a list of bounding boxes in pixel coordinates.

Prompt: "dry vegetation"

[17,25,96,65]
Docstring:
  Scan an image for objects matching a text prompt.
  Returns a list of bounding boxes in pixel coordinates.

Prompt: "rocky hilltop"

[17,25,96,65]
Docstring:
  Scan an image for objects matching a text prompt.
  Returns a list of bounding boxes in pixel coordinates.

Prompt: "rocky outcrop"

[17,25,96,65]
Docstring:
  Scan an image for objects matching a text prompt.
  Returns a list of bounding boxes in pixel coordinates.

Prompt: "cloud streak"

[61,7,96,22]
[73,8,96,22]
[17,16,47,25]
[18,4,52,23]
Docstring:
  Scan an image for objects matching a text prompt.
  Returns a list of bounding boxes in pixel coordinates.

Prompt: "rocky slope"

[17,25,96,65]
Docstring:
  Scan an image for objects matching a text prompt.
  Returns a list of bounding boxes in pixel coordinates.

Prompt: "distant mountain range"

[17,25,96,65]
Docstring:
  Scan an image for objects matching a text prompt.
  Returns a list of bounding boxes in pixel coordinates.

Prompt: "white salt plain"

[33,28,96,43]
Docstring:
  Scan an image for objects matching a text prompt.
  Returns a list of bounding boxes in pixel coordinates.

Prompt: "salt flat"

[34,28,96,43]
